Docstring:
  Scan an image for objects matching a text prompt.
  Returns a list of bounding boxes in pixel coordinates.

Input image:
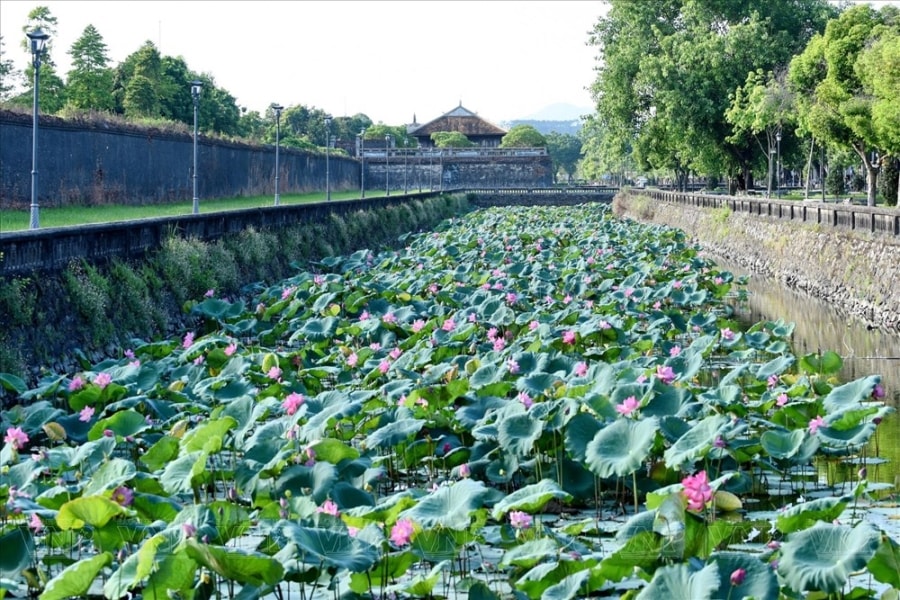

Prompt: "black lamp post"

[385,134,392,196]
[358,128,366,199]
[324,114,332,201]
[403,138,408,194]
[776,129,782,198]
[27,27,49,230]
[272,103,283,206]
[191,80,202,214]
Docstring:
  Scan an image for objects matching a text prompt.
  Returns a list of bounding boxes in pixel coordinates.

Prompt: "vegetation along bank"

[613,192,900,334]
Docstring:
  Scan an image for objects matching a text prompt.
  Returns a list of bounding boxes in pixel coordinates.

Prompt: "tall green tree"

[500,124,546,148]
[588,0,835,191]
[65,24,114,111]
[789,4,900,205]
[16,5,65,112]
[431,131,474,148]
[0,35,19,100]
[546,132,582,183]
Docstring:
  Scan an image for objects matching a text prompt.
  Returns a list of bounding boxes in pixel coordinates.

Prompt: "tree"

[546,132,582,183]
[725,69,794,197]
[500,124,546,148]
[0,35,19,100]
[789,5,900,205]
[14,5,66,112]
[65,24,114,111]
[588,0,836,191]
[431,131,474,148]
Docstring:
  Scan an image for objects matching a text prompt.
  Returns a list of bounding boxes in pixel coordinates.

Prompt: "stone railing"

[643,189,900,237]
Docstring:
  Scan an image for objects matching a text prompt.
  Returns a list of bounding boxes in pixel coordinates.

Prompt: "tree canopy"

[500,124,546,148]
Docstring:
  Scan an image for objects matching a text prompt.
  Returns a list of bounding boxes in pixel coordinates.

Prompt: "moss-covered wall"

[0,194,470,391]
[613,192,900,333]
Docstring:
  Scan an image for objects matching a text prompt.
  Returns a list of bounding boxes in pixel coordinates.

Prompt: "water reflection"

[710,256,899,492]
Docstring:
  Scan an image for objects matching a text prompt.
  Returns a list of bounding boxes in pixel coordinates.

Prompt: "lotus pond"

[1,204,897,600]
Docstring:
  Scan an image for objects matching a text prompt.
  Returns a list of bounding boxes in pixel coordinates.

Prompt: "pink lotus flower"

[182,523,197,538]
[562,330,576,345]
[390,518,415,546]
[79,406,95,422]
[183,332,195,349]
[267,366,282,380]
[509,510,533,530]
[112,486,134,507]
[459,463,471,478]
[94,372,112,389]
[872,384,885,399]
[347,352,358,367]
[574,362,588,377]
[124,349,135,359]
[412,319,426,332]
[28,513,43,532]
[506,292,518,304]
[493,338,506,351]
[224,343,238,356]
[4,427,29,450]
[730,568,747,586]
[518,392,533,409]
[204,289,215,298]
[487,327,498,341]
[281,286,296,300]
[369,342,381,351]
[598,320,611,330]
[282,392,305,416]
[507,359,520,374]
[359,310,370,321]
[615,396,640,416]
[721,328,735,341]
[776,393,789,407]
[442,318,456,332]
[68,376,85,391]
[317,500,339,516]
[529,320,539,331]
[379,360,391,374]
[669,346,682,357]
[382,312,397,324]
[390,347,402,360]
[682,470,713,512]
[808,415,825,434]
[656,365,676,385]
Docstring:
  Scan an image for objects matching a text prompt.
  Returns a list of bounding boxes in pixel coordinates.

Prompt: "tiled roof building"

[407,103,507,148]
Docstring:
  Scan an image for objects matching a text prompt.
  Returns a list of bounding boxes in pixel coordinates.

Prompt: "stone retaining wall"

[613,192,900,333]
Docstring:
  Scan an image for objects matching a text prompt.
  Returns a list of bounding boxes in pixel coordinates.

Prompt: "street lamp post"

[272,104,283,206]
[27,27,49,230]
[191,80,202,214]
[324,114,332,201]
[358,128,366,199]
[776,129,782,198]
[403,138,408,194]
[385,134,392,196]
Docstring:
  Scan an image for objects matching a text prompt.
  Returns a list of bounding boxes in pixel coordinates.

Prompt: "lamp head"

[191,80,203,97]
[271,103,284,117]
[27,27,50,56]
[324,114,332,127]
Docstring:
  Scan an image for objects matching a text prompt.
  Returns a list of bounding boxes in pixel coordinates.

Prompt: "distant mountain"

[524,102,592,121]
[502,119,583,136]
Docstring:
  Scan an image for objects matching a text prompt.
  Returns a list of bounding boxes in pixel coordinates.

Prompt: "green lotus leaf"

[708,551,778,600]
[816,422,878,456]
[663,413,729,471]
[0,372,27,394]
[760,429,805,460]
[40,552,112,600]
[867,534,900,588]
[192,297,245,321]
[311,437,360,464]
[159,451,207,495]
[275,462,338,504]
[291,316,340,342]
[184,538,284,587]
[778,521,881,594]
[411,528,465,563]
[499,538,559,568]
[755,355,795,381]
[395,559,451,597]
[180,416,237,453]
[822,375,881,413]
[775,494,852,534]
[365,418,427,449]
[279,521,378,572]
[799,350,844,376]
[80,457,136,496]
[491,479,572,521]
[498,412,544,457]
[470,364,502,388]
[400,478,489,530]
[635,561,719,600]
[586,417,659,478]
[0,526,33,580]
[541,569,593,600]
[87,408,150,441]
[56,496,127,530]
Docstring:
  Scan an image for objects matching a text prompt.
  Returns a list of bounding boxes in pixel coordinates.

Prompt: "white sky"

[0,0,607,125]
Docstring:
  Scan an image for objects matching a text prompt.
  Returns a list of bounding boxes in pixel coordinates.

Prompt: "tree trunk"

[867,163,878,206]
[804,137,815,200]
